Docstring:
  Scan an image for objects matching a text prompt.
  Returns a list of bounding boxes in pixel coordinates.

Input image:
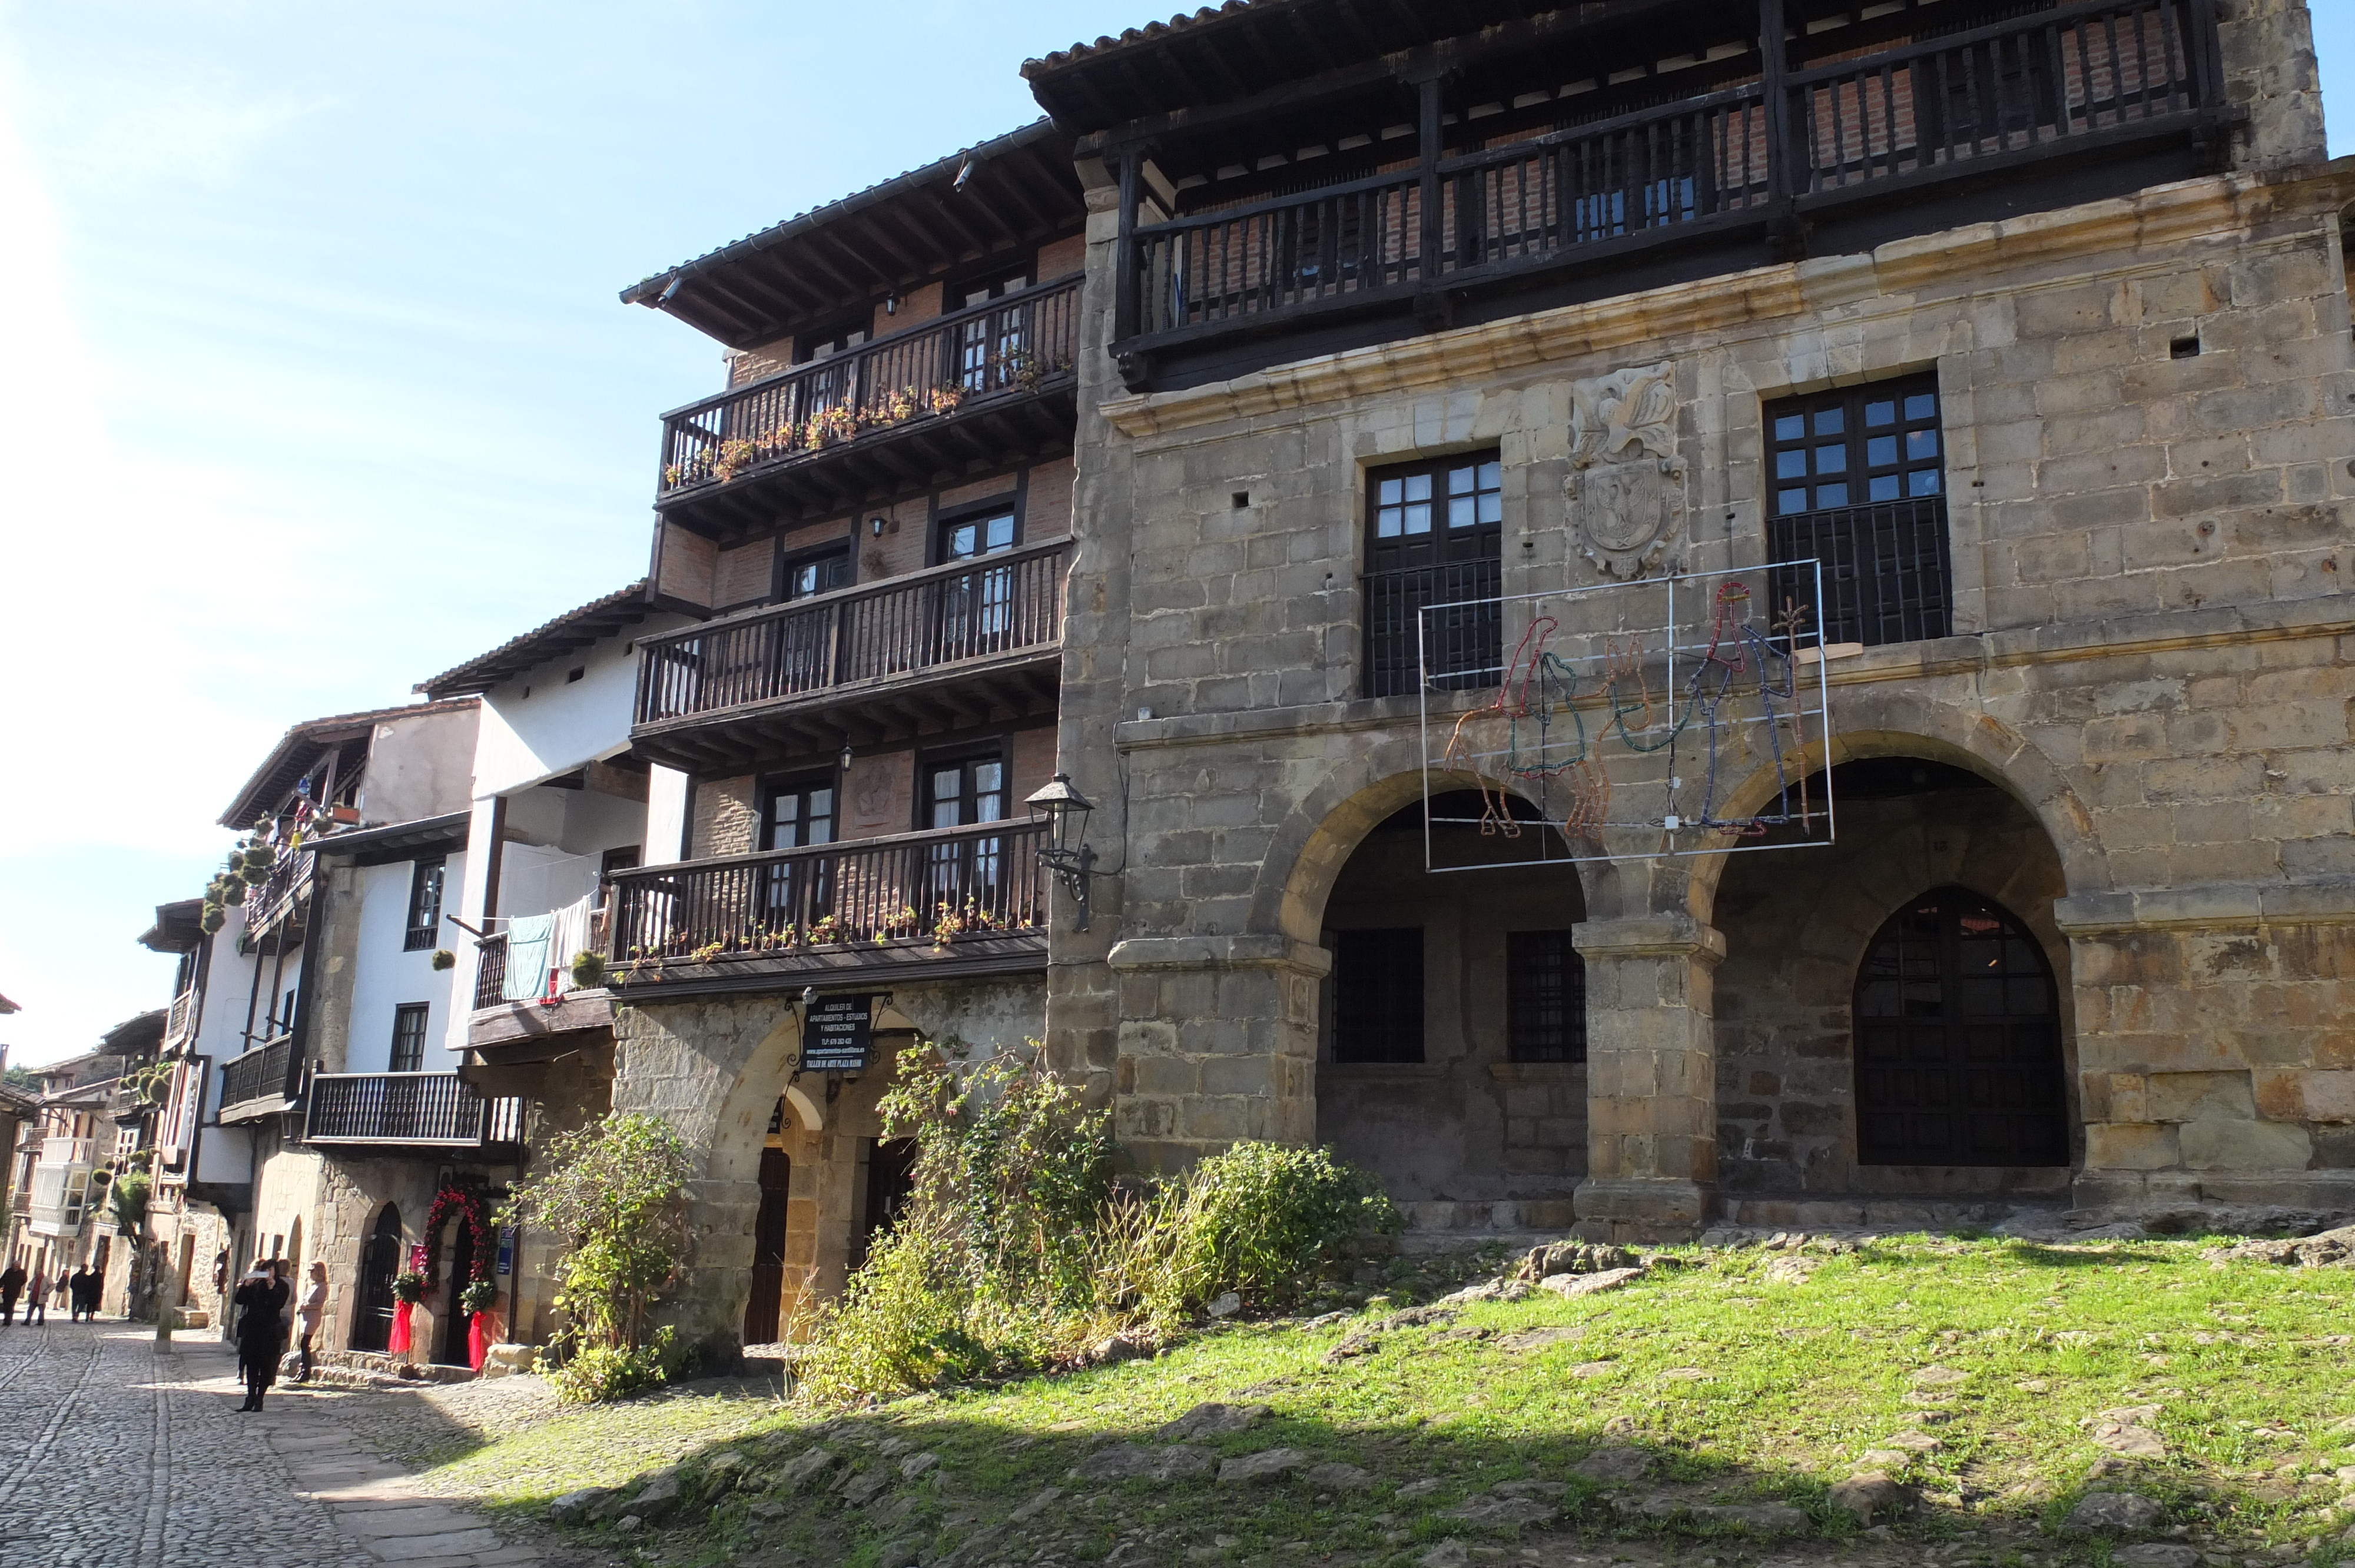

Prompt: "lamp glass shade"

[1024,773,1094,859]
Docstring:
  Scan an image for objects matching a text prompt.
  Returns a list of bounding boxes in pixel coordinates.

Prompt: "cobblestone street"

[0,1323,547,1568]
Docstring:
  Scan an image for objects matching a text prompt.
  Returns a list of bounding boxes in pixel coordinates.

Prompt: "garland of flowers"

[423,1185,496,1286]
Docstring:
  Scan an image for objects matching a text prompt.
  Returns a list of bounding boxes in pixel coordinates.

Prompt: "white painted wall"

[343,852,465,1075]
[471,614,684,798]
[359,706,480,826]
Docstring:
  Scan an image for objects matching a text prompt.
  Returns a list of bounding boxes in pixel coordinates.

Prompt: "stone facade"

[1043,0,2354,1238]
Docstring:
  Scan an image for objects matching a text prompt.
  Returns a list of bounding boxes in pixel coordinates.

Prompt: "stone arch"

[1254,735,1602,945]
[1683,686,2107,928]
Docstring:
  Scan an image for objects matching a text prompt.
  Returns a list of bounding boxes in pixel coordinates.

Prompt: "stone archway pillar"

[1571,913,1724,1241]
[1104,935,1329,1172]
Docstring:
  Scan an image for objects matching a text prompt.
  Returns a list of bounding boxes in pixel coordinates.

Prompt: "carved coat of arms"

[1563,361,1686,578]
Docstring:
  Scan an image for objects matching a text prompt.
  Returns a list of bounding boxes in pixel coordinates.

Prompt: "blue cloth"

[502,913,555,1002]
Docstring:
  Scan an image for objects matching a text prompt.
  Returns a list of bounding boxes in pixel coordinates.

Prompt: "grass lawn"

[384,1233,2355,1567]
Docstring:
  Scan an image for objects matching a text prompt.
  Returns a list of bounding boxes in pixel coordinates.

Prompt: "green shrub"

[500,1112,691,1403]
[795,1045,1397,1406]
[1168,1141,1400,1308]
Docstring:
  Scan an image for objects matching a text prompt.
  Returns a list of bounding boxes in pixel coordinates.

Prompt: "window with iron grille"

[1330,928,1425,1064]
[1764,374,1954,648]
[389,1004,430,1073]
[403,859,445,952]
[1363,453,1503,697]
[1506,930,1587,1064]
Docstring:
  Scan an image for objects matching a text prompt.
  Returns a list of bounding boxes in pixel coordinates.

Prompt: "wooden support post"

[1113,152,1142,344]
[1759,0,1804,260]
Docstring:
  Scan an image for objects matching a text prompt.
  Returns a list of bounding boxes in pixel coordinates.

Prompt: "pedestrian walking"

[0,1260,22,1325]
[25,1265,47,1326]
[231,1258,289,1411]
[294,1262,327,1383]
[76,1265,99,1321]
[65,1267,84,1322]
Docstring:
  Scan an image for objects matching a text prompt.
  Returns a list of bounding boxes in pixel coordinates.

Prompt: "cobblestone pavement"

[0,1321,545,1568]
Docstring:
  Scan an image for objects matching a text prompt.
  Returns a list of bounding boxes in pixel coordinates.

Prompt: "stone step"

[1399,1199,1578,1234]
[1720,1196,2059,1232]
[311,1349,477,1384]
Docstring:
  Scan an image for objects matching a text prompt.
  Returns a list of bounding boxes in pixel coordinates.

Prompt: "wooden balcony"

[606,819,1049,998]
[656,277,1082,539]
[467,928,618,1057]
[304,1073,524,1150]
[1110,0,2226,390]
[239,850,314,955]
[217,1035,299,1123]
[631,538,1067,771]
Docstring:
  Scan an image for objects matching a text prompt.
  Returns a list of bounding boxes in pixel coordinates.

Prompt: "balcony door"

[934,507,1018,661]
[770,545,851,693]
[1363,454,1502,697]
[922,748,1008,918]
[1766,376,1953,646]
[742,1148,791,1346]
[760,775,836,933]
[956,268,1030,395]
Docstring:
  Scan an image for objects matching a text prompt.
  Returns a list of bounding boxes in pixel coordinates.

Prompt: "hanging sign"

[802,994,875,1072]
[496,1226,516,1277]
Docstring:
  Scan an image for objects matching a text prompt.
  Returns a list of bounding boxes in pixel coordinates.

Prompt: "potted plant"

[459,1278,499,1314]
[392,1270,426,1305]
[568,949,605,989]
[430,949,457,972]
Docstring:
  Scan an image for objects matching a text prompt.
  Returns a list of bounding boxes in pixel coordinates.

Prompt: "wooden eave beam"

[838,208,924,280]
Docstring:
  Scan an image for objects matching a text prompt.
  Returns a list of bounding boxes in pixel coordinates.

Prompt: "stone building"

[1026,0,2354,1242]
[587,0,2349,1362]
[602,122,1092,1347]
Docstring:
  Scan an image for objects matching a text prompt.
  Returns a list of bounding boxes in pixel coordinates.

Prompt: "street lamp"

[1024,773,1097,931]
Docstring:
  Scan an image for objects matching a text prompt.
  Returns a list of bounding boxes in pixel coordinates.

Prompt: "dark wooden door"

[353,1207,401,1353]
[1854,886,2067,1167]
[742,1148,791,1346]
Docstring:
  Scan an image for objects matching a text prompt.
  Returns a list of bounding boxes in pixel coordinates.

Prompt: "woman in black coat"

[231,1260,290,1411]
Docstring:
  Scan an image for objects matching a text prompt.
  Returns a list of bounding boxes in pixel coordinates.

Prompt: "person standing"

[0,1260,22,1325]
[294,1262,327,1383]
[24,1265,47,1326]
[65,1267,85,1322]
[231,1258,289,1411]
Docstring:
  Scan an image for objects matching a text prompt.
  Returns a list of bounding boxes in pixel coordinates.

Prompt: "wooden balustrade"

[304,1072,525,1148]
[1120,0,2217,353]
[635,539,1069,727]
[608,819,1048,968]
[657,276,1082,499]
[219,1035,297,1114]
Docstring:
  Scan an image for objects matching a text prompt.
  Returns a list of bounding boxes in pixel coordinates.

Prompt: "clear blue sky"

[0,4,2350,1066]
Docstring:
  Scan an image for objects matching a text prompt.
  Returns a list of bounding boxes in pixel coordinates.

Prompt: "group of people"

[0,1260,108,1324]
[232,1257,327,1411]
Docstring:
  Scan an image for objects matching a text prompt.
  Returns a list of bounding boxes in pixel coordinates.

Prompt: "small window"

[1767,375,1944,516]
[1507,931,1587,1064]
[780,545,851,602]
[1331,928,1425,1064]
[403,859,445,952]
[1364,451,1504,697]
[389,1004,430,1073]
[938,507,1017,564]
[761,776,837,851]
[923,748,1008,829]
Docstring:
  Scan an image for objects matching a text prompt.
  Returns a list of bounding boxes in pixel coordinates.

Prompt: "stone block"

[2253,1069,2355,1124]
[2084,1122,2180,1170]
[2144,1071,2254,1123]
[2178,1118,2313,1171]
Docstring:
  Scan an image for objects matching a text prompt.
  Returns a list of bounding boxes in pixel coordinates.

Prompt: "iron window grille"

[1363,453,1504,698]
[1764,376,1954,647]
[1506,930,1587,1064]
[1331,928,1426,1064]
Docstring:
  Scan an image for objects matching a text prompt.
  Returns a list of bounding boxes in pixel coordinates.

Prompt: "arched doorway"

[1314,788,1588,1217]
[353,1205,401,1353]
[1855,886,2067,1166]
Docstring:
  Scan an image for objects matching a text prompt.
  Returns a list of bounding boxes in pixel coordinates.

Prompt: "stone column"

[1571,914,1724,1240]
[1104,935,1329,1172]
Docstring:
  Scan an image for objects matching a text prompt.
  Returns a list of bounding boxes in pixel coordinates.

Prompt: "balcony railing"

[657,276,1082,502]
[304,1073,525,1148]
[635,538,1070,729]
[1119,0,2216,357]
[608,820,1048,970]
[473,933,509,1011]
[241,849,314,948]
[38,1136,96,1167]
[1767,497,1954,647]
[164,986,200,1049]
[218,1035,298,1115]
[1363,557,1504,699]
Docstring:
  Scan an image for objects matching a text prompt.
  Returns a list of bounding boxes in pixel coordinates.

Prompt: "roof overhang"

[619,119,1087,350]
[307,811,471,868]
[416,581,653,699]
[219,699,478,829]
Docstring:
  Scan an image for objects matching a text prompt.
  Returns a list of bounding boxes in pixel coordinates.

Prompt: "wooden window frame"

[403,858,445,952]
[388,1002,430,1074]
[1767,374,1945,518]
